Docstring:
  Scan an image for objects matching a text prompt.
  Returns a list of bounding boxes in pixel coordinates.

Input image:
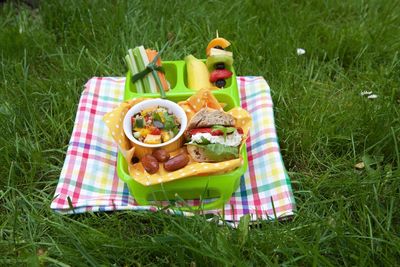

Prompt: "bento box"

[116,60,248,210]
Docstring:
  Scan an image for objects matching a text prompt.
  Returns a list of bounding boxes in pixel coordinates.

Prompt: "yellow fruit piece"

[158,112,165,122]
[141,108,153,116]
[134,128,149,137]
[144,134,161,144]
[161,131,171,142]
[185,55,214,91]
[209,48,233,57]
[206,37,231,56]
[141,129,150,136]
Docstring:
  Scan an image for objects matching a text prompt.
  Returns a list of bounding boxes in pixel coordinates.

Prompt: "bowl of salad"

[123,99,187,148]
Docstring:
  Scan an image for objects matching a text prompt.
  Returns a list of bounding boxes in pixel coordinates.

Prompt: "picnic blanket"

[51,76,296,222]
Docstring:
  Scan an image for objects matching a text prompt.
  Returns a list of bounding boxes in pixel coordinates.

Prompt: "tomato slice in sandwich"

[189,128,224,136]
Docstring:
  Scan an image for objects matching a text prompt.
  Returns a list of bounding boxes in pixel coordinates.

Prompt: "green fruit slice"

[206,55,233,70]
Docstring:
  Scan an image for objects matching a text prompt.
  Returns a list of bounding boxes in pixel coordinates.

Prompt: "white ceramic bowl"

[123,99,187,148]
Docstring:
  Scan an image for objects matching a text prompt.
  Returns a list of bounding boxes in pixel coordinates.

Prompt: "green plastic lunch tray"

[117,60,248,210]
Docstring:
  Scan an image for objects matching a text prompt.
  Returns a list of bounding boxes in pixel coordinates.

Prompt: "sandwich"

[185,108,244,162]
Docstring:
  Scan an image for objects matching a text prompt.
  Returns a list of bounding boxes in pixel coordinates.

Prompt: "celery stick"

[132,47,151,93]
[128,49,144,93]
[125,50,144,94]
[138,46,157,93]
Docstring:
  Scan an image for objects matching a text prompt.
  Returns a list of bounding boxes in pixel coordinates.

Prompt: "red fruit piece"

[209,69,233,83]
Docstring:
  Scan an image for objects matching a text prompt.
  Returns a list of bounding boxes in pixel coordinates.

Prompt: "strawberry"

[209,69,233,83]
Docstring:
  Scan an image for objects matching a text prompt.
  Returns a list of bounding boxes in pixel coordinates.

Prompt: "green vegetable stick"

[152,70,166,98]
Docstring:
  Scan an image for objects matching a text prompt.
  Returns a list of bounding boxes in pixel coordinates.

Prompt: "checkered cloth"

[51,77,296,221]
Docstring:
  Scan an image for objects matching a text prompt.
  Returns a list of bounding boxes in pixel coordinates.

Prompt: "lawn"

[1,0,400,266]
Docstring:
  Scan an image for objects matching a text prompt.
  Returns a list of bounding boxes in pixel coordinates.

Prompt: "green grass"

[1,0,400,265]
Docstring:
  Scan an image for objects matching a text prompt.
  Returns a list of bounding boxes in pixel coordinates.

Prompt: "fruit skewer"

[206,32,234,88]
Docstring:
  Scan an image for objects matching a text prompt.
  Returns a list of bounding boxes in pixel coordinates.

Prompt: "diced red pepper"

[131,117,135,125]
[150,127,161,135]
[209,69,233,83]
[237,127,244,134]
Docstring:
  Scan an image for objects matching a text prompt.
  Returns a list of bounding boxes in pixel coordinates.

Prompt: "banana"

[185,55,214,90]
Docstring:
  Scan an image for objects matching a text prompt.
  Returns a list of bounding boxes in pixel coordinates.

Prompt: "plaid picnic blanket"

[51,76,296,221]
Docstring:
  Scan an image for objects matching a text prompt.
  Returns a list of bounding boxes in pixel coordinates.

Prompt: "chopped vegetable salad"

[131,106,181,144]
